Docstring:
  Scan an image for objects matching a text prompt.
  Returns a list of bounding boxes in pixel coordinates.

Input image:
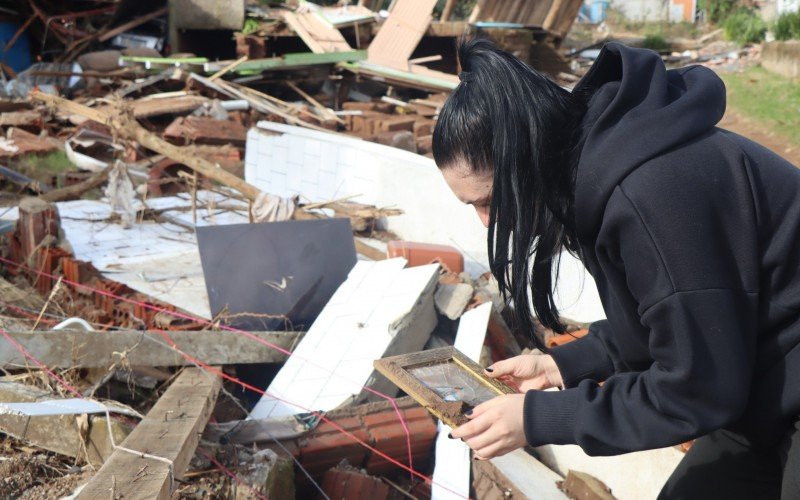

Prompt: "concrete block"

[434,283,474,320]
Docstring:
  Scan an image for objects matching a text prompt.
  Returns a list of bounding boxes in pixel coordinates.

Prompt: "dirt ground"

[719,106,800,168]
[0,447,91,499]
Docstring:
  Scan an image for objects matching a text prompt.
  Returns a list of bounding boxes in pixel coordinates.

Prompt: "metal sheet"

[196,218,357,331]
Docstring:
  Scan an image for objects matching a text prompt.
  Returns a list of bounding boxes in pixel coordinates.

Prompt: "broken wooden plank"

[561,470,617,500]
[0,128,58,159]
[0,381,131,466]
[0,110,42,127]
[0,330,303,368]
[367,0,438,70]
[128,95,210,119]
[202,50,366,74]
[249,258,439,419]
[283,12,352,54]
[31,91,263,201]
[77,367,221,499]
[0,165,49,193]
[40,166,109,203]
[163,116,248,146]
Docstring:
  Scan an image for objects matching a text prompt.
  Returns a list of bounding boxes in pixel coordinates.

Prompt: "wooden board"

[367,0,438,70]
[0,330,302,368]
[283,12,352,54]
[466,0,582,37]
[77,368,221,499]
[0,381,130,467]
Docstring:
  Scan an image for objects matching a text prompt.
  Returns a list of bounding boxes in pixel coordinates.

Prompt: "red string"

[0,303,59,325]
[0,255,466,497]
[0,328,83,397]
[0,255,410,455]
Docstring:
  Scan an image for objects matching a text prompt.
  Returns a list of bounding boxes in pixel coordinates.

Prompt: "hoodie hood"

[572,42,727,244]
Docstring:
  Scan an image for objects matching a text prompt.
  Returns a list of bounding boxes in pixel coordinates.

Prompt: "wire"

[0,255,417,476]
[0,261,470,498]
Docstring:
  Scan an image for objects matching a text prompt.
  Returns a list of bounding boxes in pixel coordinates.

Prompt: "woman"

[438,38,800,499]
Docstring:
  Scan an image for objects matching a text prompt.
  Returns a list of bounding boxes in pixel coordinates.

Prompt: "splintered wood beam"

[0,381,130,467]
[440,0,457,21]
[29,92,385,261]
[77,368,221,499]
[0,330,303,368]
[30,91,263,201]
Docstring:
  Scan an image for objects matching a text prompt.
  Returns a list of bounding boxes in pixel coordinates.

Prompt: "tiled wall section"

[244,121,607,322]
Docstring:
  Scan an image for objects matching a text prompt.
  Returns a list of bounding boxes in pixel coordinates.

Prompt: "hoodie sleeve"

[548,321,617,387]
[522,156,760,455]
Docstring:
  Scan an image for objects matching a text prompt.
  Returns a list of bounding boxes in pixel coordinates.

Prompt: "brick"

[547,328,590,348]
[379,117,415,133]
[298,416,372,475]
[413,119,435,138]
[387,240,464,274]
[163,116,248,146]
[342,101,394,113]
[322,464,391,500]
[235,34,267,59]
[342,102,380,112]
[560,470,615,500]
[364,408,437,474]
[416,135,433,155]
[374,130,416,153]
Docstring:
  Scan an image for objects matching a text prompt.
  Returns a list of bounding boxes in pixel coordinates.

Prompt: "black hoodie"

[523,42,800,454]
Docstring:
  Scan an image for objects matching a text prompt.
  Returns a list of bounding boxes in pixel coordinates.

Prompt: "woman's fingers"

[485,356,526,378]
[450,413,492,440]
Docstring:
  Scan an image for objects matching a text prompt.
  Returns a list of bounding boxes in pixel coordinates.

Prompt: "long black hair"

[433,37,587,347]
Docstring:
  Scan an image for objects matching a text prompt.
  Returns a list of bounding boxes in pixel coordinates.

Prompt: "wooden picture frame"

[373,346,516,428]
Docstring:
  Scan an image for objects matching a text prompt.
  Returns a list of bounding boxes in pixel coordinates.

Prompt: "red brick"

[298,416,372,475]
[321,467,391,500]
[387,241,464,274]
[163,116,248,146]
[413,119,435,138]
[364,408,437,475]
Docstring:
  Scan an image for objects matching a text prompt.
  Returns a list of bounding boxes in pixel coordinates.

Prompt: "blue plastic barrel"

[0,22,32,73]
[589,0,610,23]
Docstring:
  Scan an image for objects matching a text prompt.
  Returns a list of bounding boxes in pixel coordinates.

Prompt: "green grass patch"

[11,151,75,185]
[723,9,767,45]
[774,11,800,41]
[642,34,671,52]
[720,66,800,145]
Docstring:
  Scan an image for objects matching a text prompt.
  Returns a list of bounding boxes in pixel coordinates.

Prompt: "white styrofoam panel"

[491,449,567,498]
[244,122,606,322]
[534,443,683,500]
[249,258,439,419]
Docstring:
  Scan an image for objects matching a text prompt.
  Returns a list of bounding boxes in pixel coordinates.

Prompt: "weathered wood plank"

[0,381,130,466]
[0,330,303,368]
[77,368,221,499]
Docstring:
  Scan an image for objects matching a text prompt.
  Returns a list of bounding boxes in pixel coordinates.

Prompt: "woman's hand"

[450,394,527,459]
[485,353,563,392]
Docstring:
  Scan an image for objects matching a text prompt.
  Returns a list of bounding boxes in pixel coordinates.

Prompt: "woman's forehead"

[441,164,493,204]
